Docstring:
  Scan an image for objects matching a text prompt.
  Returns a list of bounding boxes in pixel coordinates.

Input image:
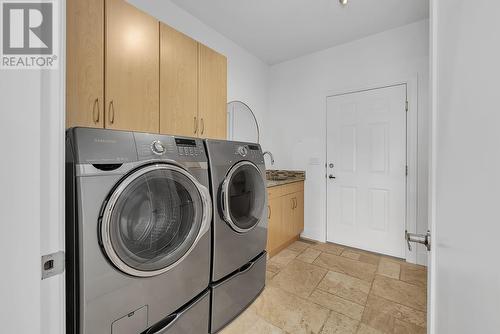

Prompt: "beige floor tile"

[224,242,427,334]
[314,253,377,282]
[342,248,381,266]
[220,305,285,334]
[356,323,384,334]
[377,258,401,279]
[361,308,395,333]
[266,270,277,282]
[371,276,427,312]
[320,311,360,334]
[358,253,381,266]
[341,250,361,261]
[269,248,300,267]
[296,248,322,263]
[393,319,426,334]
[317,271,371,305]
[254,286,330,334]
[287,240,311,252]
[400,265,427,288]
[313,242,345,255]
[267,261,282,274]
[379,255,406,265]
[270,259,327,298]
[309,289,365,320]
[365,294,426,328]
[399,261,426,271]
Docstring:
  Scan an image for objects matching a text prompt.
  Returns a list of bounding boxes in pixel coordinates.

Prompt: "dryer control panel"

[234,144,262,161]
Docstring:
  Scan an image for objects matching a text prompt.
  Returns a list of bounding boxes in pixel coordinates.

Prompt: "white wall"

[262,20,430,263]
[430,1,500,332]
[127,0,269,140]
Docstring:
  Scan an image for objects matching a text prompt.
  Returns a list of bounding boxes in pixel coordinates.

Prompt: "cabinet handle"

[108,100,115,124]
[200,118,205,135]
[92,98,100,123]
[194,116,198,134]
[268,205,271,219]
[293,198,297,209]
[291,198,294,209]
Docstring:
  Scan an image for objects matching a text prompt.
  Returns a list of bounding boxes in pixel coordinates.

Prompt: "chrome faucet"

[263,151,275,166]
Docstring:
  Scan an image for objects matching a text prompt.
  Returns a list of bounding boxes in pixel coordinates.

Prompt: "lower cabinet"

[266,196,283,255]
[266,182,304,257]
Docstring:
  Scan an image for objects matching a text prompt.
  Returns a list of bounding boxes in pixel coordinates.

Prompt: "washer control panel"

[175,138,204,157]
[134,133,206,162]
[151,140,166,155]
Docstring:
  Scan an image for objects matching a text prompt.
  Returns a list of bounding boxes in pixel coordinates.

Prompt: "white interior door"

[326,84,407,258]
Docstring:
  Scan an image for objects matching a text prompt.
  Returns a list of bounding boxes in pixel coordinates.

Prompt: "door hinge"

[405,100,409,112]
[405,165,408,176]
[41,251,65,280]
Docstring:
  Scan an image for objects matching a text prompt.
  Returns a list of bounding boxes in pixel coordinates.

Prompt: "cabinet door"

[66,0,104,128]
[160,24,198,137]
[198,44,227,139]
[105,0,159,133]
[282,193,296,243]
[266,196,283,256]
[295,190,304,235]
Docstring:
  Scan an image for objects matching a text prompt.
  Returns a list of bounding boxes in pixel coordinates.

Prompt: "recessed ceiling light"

[339,0,348,6]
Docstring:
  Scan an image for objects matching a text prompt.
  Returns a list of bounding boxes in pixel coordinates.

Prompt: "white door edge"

[428,1,438,332]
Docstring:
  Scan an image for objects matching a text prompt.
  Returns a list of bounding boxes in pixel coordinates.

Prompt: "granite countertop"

[266,170,305,188]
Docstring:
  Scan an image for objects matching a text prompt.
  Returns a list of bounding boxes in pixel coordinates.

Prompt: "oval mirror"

[227,101,260,143]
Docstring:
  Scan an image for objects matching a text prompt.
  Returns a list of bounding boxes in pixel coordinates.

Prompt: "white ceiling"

[170,0,429,65]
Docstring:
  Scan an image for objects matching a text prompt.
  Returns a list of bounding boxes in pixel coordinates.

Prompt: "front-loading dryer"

[66,128,212,334]
[204,140,268,281]
[204,139,268,333]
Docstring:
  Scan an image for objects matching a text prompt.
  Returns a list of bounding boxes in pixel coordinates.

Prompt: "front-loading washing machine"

[204,139,268,333]
[66,127,212,334]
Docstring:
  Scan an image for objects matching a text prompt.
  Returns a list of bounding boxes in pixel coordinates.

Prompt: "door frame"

[324,74,419,263]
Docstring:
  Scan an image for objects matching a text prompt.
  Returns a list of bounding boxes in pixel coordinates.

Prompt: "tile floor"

[220,240,427,334]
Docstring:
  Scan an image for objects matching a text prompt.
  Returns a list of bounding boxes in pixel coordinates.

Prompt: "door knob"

[328,175,336,179]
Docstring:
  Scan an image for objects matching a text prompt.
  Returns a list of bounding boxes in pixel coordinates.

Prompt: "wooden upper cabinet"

[198,44,227,139]
[66,0,104,129]
[105,0,159,133]
[160,24,199,137]
[66,0,228,136]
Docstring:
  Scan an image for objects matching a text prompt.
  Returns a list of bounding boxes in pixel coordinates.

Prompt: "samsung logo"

[94,138,117,144]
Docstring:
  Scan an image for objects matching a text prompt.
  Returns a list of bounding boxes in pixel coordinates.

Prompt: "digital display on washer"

[248,144,260,150]
[175,138,197,147]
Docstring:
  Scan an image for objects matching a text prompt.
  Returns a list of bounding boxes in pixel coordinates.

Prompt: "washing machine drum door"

[222,161,266,233]
[100,164,211,277]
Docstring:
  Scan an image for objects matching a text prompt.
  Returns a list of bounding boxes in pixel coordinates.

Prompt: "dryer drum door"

[221,161,266,233]
[100,164,211,277]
